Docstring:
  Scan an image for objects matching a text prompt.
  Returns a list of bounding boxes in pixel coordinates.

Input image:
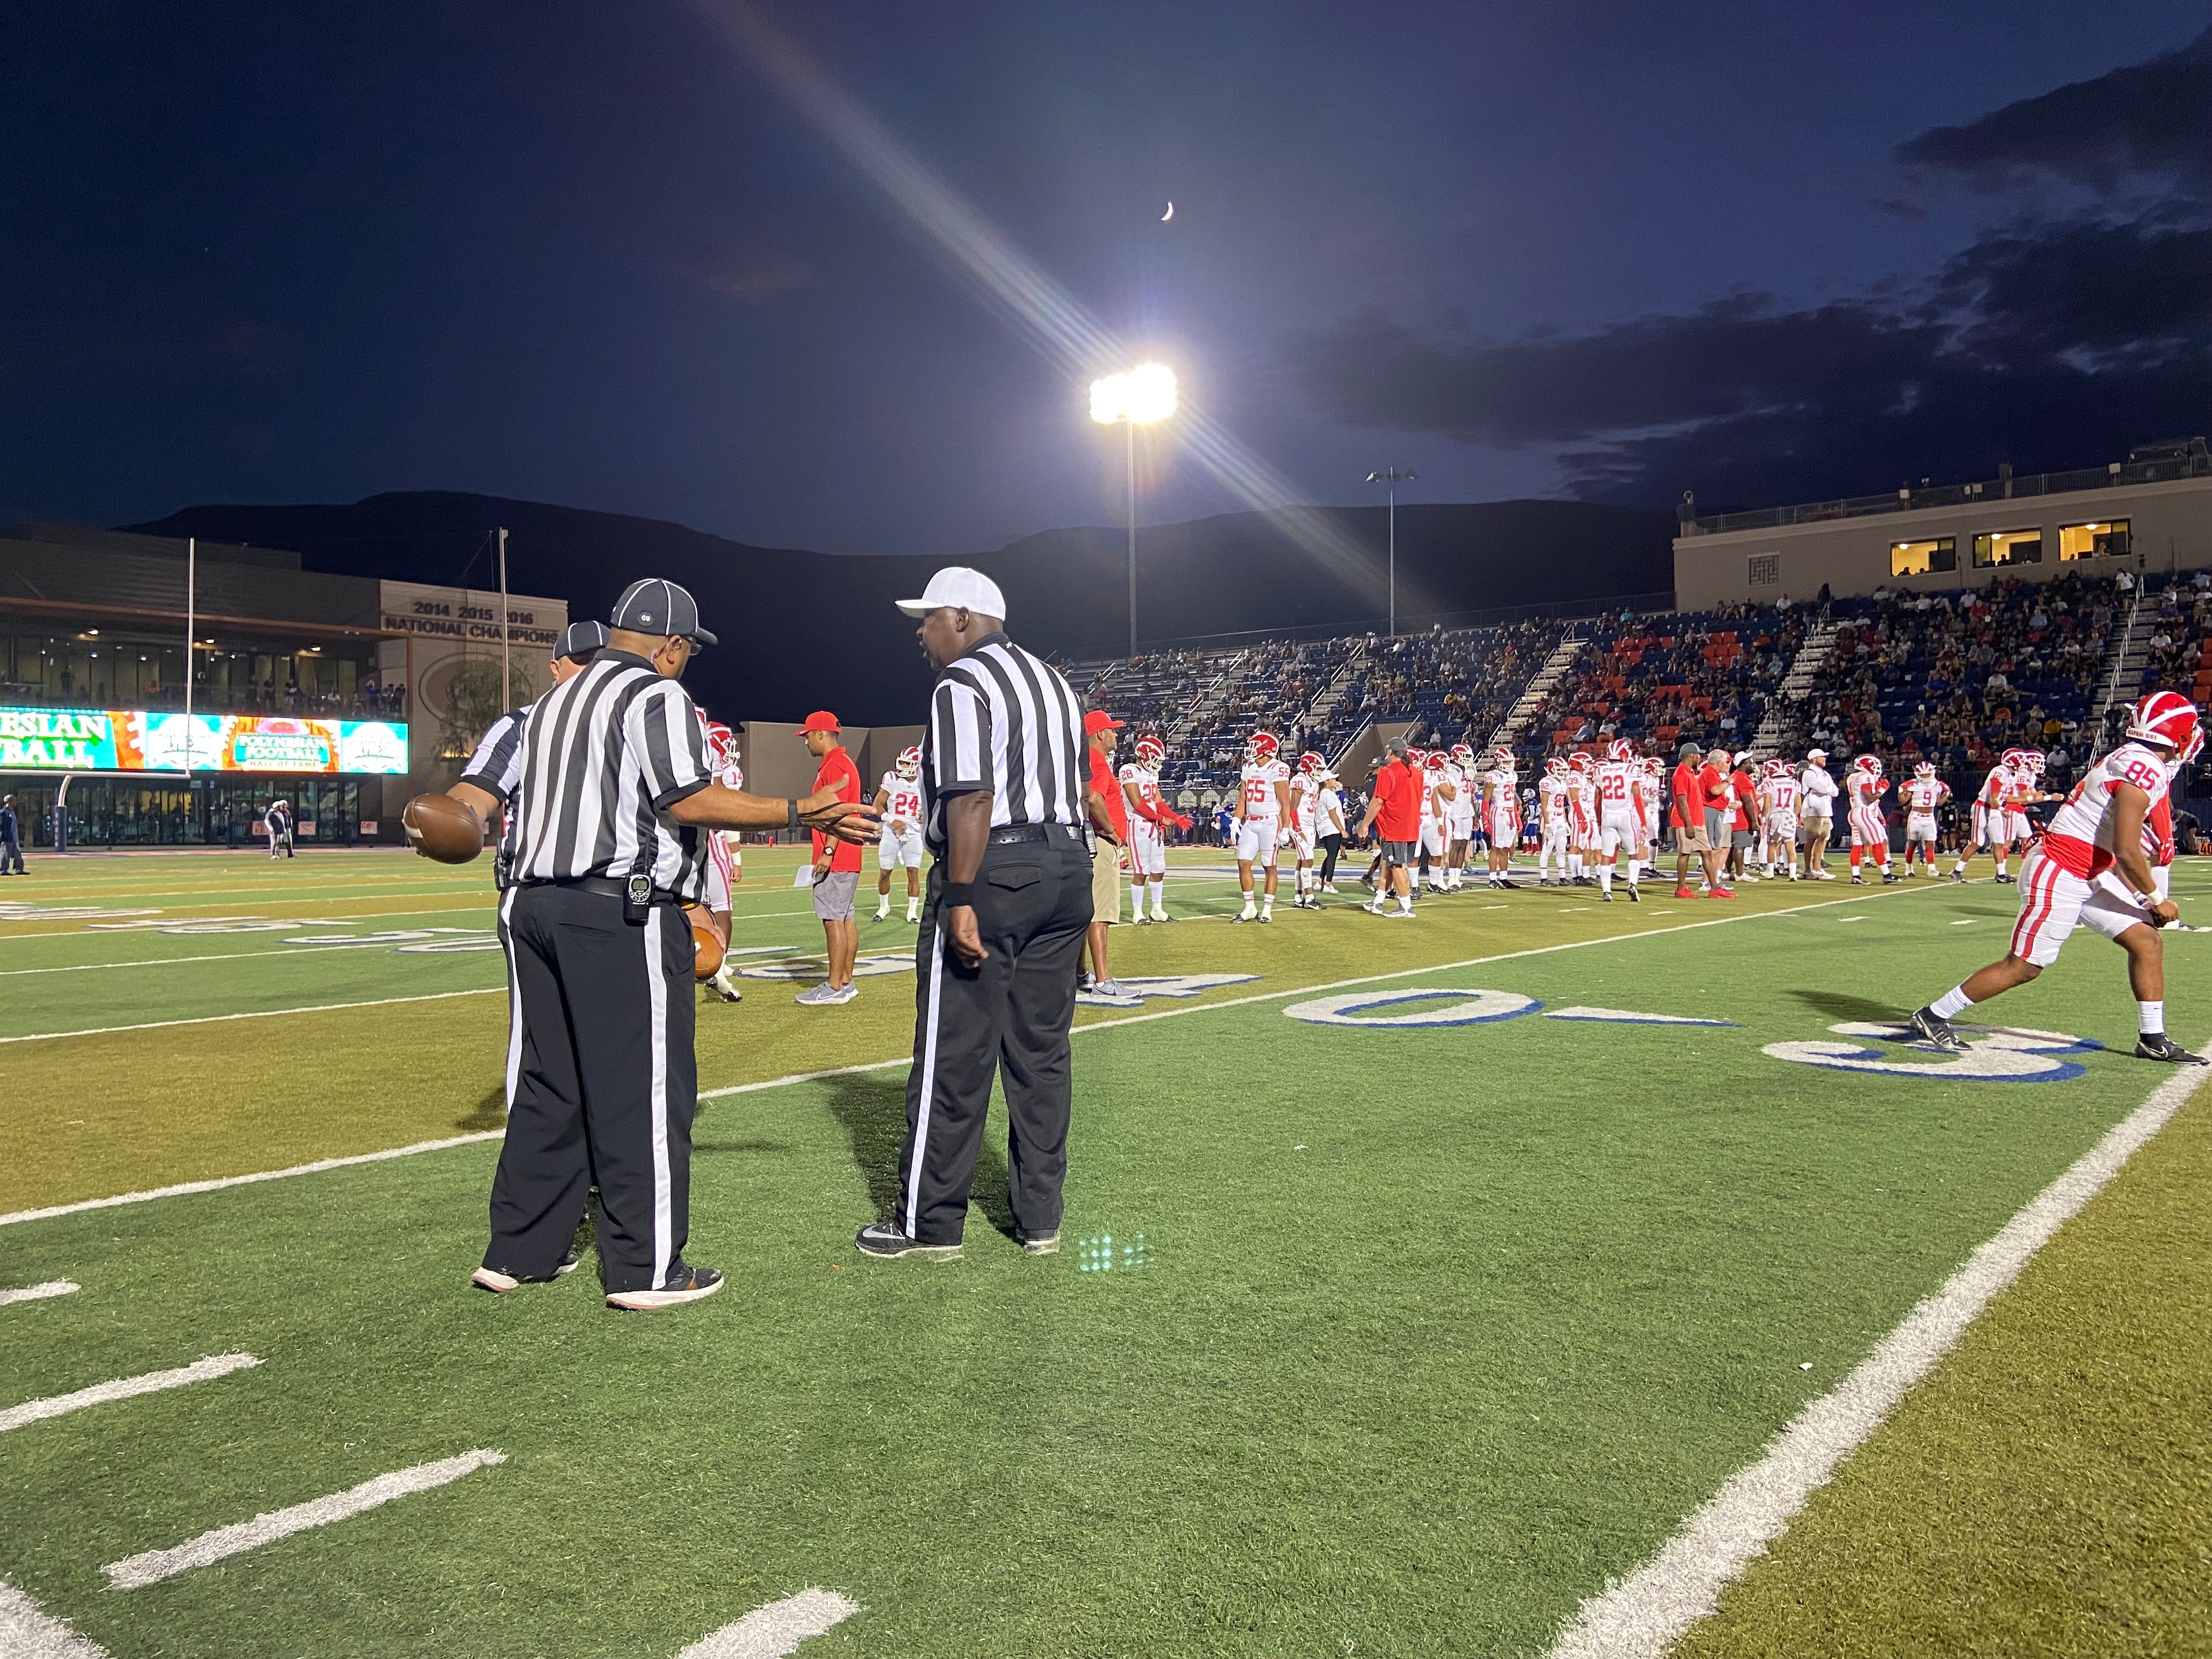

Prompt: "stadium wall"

[1674,473,2212,610]
[735,721,926,804]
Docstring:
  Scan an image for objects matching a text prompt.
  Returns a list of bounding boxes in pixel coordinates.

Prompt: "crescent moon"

[1161,201,1174,222]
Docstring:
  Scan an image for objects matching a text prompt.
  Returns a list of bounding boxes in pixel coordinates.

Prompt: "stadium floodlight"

[1366,467,1418,636]
[1091,363,1180,656]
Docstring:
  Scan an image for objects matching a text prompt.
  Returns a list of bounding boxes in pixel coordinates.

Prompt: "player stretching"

[1899,761,1949,876]
[1537,757,1572,886]
[1844,754,1898,883]
[1912,691,2207,1064]
[1289,751,1325,908]
[1119,735,1184,923]
[871,745,926,923]
[1592,738,1646,902]
[1234,730,1294,922]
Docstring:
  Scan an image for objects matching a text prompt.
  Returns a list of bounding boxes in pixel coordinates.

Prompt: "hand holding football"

[402,793,485,864]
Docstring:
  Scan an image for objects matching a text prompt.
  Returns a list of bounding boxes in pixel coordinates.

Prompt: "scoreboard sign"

[0,707,410,775]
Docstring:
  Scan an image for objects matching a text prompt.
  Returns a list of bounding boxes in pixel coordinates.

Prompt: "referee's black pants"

[894,828,1092,1245]
[485,884,697,1294]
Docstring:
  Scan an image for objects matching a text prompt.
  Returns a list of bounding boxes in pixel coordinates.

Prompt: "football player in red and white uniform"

[1899,761,1949,876]
[1638,755,1665,881]
[1234,730,1295,922]
[1537,757,1573,887]
[1119,734,1187,923]
[1592,738,1647,901]
[1914,691,2206,1063]
[871,744,926,923]
[1484,746,1521,888]
[1844,754,1898,884]
[1566,751,1599,884]
[1951,749,2019,883]
[1759,759,1802,880]
[1288,750,1327,907]
[1445,743,1479,889]
[1418,749,1458,894]
[698,714,746,1002]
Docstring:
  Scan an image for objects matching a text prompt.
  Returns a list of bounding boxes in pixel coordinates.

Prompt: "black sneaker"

[1949,868,1967,883]
[1909,1006,1967,1051]
[1882,871,1901,884]
[1626,884,1639,902]
[1016,1229,1060,1256]
[471,1251,581,1294]
[604,1261,723,1311]
[1994,873,2016,884]
[2135,1032,2209,1065]
[854,1221,962,1260]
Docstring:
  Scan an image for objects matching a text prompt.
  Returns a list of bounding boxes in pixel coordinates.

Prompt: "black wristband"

[787,798,800,832]
[941,881,977,907]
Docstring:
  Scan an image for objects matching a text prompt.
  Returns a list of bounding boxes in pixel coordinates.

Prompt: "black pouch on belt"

[623,850,654,925]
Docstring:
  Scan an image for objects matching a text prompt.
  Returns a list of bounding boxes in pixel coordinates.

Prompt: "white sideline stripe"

[0,1353,259,1434]
[102,1448,505,1589]
[0,905,821,945]
[0,1578,111,1658]
[1545,1046,2212,1659]
[0,988,500,1045]
[0,1135,503,1228]
[676,1589,862,1658]
[0,1280,78,1307]
[4,883,1949,1224]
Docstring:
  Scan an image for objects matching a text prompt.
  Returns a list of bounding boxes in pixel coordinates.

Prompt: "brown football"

[402,793,485,864]
[690,911,725,981]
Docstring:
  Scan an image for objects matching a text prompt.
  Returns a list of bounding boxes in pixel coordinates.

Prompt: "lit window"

[1972,529,2042,567]
[1890,537,1956,576]
[2058,519,2130,560]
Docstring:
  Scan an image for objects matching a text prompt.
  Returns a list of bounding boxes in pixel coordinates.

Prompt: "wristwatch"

[787,798,801,831]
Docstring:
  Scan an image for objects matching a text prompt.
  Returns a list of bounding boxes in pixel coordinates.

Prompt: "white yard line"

[0,1280,78,1307]
[1545,1048,2212,1659]
[0,988,502,1046]
[102,1449,504,1590]
[0,1134,504,1228]
[0,1353,259,1434]
[0,905,822,944]
[675,1589,862,1658]
[0,1579,111,1659]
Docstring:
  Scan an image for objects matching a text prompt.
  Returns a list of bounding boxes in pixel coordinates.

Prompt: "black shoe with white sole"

[1016,1229,1060,1256]
[2135,1032,2209,1064]
[472,1251,581,1294]
[854,1221,963,1260]
[1909,1006,1967,1051]
[605,1261,723,1311]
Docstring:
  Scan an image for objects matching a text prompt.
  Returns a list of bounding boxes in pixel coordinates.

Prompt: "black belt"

[523,876,689,906]
[986,823,1084,846]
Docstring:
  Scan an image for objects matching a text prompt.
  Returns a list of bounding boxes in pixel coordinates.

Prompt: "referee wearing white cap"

[856,568,1092,1260]
[478,578,876,1310]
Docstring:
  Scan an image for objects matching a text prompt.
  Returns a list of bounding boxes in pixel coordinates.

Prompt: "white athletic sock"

[1995,857,2009,877]
[907,896,921,921]
[1397,893,1413,913]
[1598,866,1612,894]
[1931,984,1973,1020]
[1152,888,1169,919]
[2139,999,2165,1036]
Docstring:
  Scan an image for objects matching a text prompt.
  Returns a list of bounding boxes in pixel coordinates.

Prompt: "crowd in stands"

[1528,601,1808,759]
[8,672,409,721]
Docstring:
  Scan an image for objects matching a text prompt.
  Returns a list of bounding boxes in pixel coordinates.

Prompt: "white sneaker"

[795,982,845,1006]
[833,984,859,1004]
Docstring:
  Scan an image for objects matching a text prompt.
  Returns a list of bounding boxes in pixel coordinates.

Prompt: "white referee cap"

[896,566,1006,621]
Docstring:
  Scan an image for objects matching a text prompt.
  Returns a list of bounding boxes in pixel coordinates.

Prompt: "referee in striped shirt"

[856,567,1092,1261]
[478,578,876,1311]
[447,619,608,830]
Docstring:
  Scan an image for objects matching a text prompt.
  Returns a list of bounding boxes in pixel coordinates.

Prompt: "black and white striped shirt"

[459,706,531,805]
[501,652,712,900]
[922,632,1086,853]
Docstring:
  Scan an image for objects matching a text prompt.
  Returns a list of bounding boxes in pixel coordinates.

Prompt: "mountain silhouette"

[128,492,1671,724]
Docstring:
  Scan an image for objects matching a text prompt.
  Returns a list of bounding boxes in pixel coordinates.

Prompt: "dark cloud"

[1294,215,2212,510]
[1894,24,2212,194]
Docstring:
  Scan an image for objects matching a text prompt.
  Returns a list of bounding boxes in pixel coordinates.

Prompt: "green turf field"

[2,845,2207,1657]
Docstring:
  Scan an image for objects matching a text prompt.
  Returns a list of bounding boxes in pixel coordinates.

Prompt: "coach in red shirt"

[1354,735,1419,916]
[799,711,865,1005]
[1671,740,1725,898]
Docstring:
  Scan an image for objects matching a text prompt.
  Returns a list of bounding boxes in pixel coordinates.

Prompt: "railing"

[1683,452,2212,537]
[1121,590,1678,654]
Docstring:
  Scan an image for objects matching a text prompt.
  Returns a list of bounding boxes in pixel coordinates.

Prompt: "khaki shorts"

[1092,836,1122,924]
[1673,825,1712,854]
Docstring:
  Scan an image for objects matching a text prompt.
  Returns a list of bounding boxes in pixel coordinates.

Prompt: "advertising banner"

[0,707,410,774]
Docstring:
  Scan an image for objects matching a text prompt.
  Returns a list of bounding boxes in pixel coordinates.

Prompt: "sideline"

[0,989,503,1047]
[1545,1046,2212,1659]
[4,882,1943,1225]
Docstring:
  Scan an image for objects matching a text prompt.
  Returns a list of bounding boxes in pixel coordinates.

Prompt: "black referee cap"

[557,619,608,660]
[611,578,718,648]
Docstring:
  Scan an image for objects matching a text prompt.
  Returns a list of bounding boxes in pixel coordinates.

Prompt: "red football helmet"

[1606,738,1634,761]
[1853,754,1883,775]
[1423,749,1448,771]
[1248,731,1280,763]
[1135,735,1165,764]
[1545,756,1570,778]
[2128,690,2200,754]
[701,719,738,773]
[1568,751,1595,773]
[1451,743,1476,765]
[1298,750,1324,774]
[895,744,921,778]
[1913,760,1936,778]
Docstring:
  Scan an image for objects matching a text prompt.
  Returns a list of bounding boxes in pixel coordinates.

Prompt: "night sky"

[5,3,2207,556]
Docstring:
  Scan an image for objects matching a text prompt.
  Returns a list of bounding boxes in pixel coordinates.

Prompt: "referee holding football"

[477,577,876,1311]
[856,567,1092,1261]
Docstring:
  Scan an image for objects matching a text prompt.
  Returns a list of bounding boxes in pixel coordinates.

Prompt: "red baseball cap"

[795,710,840,735]
[1083,710,1124,734]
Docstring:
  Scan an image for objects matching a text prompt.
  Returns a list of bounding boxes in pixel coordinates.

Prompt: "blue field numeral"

[1076,1232,1153,1273]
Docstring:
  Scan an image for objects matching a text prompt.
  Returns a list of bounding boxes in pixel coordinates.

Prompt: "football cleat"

[2135,1032,2209,1065]
[1909,1006,1967,1051]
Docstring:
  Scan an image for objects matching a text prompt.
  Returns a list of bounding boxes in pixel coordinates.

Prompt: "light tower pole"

[1091,363,1178,657]
[1367,468,1417,636]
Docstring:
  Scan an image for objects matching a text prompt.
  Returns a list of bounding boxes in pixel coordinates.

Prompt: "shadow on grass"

[823,1070,1015,1239]
[1789,989,1906,1023]
[693,1139,790,1155]
[454,1086,505,1132]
